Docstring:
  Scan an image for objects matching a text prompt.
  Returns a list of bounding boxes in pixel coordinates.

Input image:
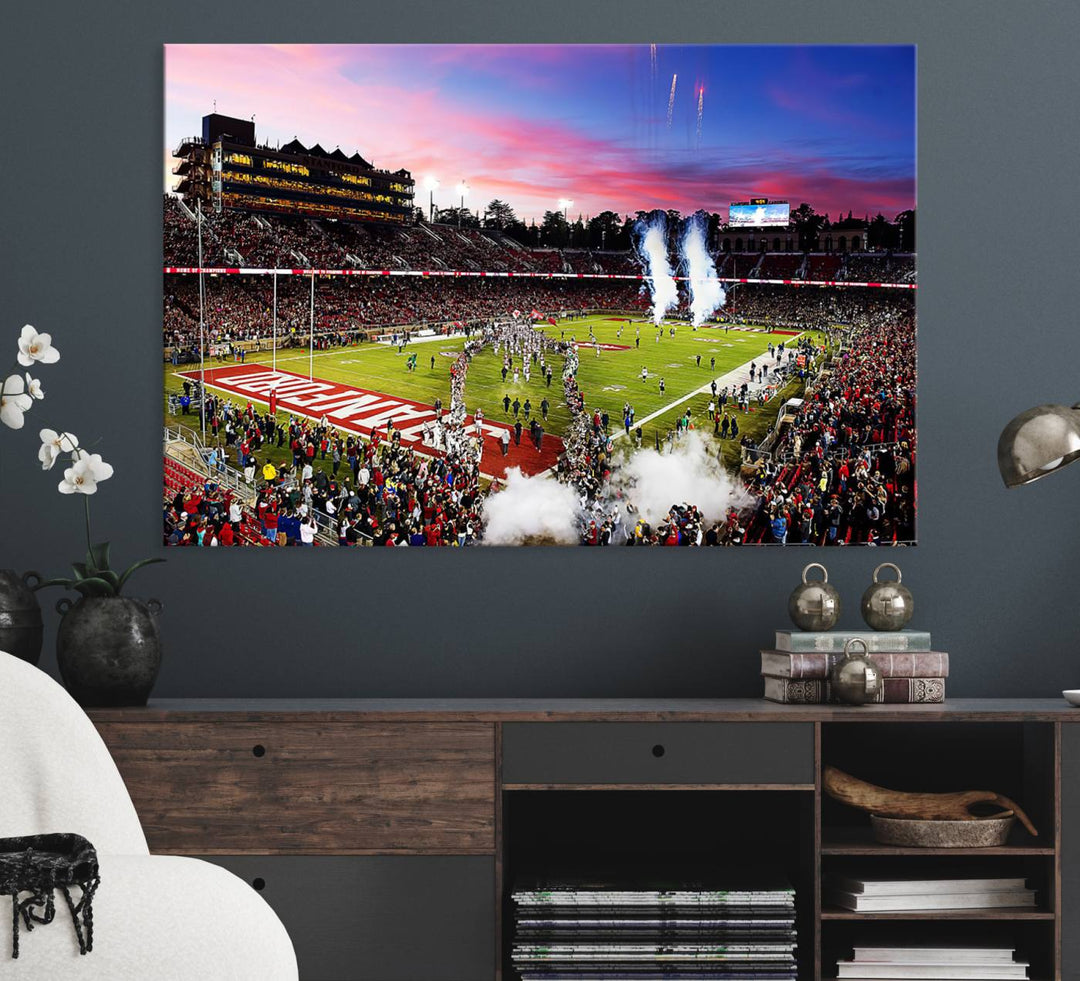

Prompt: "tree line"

[418,200,915,253]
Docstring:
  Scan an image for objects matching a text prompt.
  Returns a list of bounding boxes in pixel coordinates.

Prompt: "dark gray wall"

[2,1,1077,699]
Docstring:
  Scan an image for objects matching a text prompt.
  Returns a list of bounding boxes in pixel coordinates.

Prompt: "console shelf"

[820,826,1055,856]
[820,907,1056,921]
[86,699,1080,981]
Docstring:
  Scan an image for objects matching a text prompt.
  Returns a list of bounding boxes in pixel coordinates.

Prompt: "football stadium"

[163,111,916,547]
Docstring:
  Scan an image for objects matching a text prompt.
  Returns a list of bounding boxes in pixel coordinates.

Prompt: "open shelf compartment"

[501,789,815,980]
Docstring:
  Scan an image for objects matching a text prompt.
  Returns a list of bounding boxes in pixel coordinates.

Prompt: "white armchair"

[0,650,298,980]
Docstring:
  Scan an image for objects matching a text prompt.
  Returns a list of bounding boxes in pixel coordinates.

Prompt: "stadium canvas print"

[163,44,916,547]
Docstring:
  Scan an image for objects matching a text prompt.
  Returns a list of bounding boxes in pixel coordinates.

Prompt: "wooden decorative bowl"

[870,813,1016,848]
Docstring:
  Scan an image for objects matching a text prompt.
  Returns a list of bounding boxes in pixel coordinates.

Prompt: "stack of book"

[510,876,798,980]
[761,630,948,704]
[824,874,1036,912]
[835,945,1030,979]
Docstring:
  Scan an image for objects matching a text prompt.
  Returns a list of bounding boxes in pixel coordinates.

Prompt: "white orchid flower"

[38,429,79,470]
[17,325,60,367]
[24,373,44,400]
[0,374,32,429]
[58,450,114,495]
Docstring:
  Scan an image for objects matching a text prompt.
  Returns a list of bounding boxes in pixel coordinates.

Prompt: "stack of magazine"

[510,875,798,980]
[835,945,1030,979]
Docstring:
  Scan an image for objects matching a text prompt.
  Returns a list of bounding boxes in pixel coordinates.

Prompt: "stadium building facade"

[718,227,799,253]
[172,114,414,225]
[717,218,872,254]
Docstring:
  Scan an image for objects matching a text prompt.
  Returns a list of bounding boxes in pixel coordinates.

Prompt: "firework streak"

[179,363,563,480]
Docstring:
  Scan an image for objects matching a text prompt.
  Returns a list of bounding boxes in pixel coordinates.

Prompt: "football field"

[165,314,824,474]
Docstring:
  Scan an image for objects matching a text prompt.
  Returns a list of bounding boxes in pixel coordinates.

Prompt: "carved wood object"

[823,765,1039,836]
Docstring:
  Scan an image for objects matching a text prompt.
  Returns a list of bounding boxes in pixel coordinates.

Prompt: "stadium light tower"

[423,176,439,222]
[559,198,574,245]
[456,181,469,227]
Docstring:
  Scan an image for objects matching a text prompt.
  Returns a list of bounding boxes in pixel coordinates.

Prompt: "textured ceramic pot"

[0,570,44,665]
[55,596,163,707]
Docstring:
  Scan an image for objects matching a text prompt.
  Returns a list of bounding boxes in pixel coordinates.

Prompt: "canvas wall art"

[163,43,916,546]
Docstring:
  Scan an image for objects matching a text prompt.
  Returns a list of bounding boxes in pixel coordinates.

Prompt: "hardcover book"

[825,889,1035,912]
[851,947,1018,963]
[837,964,1027,980]
[774,630,931,653]
[830,876,1026,896]
[762,676,946,704]
[760,650,948,680]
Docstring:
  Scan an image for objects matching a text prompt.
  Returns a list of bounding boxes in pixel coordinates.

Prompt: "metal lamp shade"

[997,403,1080,487]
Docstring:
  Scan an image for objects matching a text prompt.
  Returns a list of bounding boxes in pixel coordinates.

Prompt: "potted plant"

[2,324,165,705]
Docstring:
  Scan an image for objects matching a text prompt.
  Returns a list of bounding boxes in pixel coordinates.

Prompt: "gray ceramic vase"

[0,570,45,666]
[55,596,163,707]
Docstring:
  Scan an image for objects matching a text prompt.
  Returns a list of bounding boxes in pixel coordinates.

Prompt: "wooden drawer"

[501,722,814,787]
[206,855,495,981]
[95,722,495,854]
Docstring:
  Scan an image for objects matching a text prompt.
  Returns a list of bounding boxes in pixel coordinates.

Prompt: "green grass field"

[165,314,826,472]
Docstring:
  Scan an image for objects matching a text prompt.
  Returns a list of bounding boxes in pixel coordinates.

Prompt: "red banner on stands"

[162,266,917,289]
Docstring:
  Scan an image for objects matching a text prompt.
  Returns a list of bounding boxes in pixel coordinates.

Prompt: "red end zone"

[179,363,562,480]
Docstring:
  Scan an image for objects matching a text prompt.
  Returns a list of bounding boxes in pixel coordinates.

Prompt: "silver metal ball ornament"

[830,638,884,706]
[860,562,914,631]
[788,563,842,632]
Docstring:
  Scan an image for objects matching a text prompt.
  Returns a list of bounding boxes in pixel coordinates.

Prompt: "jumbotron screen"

[728,201,790,227]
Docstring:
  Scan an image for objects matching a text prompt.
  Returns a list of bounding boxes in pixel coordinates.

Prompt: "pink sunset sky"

[164,43,915,223]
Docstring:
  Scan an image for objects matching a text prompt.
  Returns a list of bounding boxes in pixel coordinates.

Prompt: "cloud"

[164,44,915,221]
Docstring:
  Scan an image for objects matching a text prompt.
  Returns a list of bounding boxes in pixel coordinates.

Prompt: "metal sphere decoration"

[788,563,842,632]
[860,562,914,631]
[830,638,884,706]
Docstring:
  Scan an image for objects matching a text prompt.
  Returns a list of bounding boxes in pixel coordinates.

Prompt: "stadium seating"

[805,253,843,281]
[755,254,802,279]
[163,454,271,546]
[729,254,761,278]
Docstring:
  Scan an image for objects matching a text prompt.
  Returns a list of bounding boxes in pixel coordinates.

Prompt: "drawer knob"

[252,877,266,891]
[651,744,666,758]
[252,744,267,758]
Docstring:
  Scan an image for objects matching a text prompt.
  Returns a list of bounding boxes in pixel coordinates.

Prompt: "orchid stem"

[85,494,93,555]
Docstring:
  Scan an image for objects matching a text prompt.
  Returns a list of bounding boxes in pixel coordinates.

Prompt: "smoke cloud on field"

[481,467,581,545]
[634,212,679,325]
[681,211,726,327]
[612,432,750,526]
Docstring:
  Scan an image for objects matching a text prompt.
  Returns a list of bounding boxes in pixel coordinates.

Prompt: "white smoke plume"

[481,468,581,545]
[681,211,726,327]
[635,213,679,325]
[612,431,751,527]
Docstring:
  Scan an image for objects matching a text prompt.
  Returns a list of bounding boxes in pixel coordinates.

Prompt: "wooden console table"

[88,699,1080,981]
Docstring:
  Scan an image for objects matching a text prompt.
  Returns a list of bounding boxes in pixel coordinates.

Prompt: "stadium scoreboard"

[728,199,790,227]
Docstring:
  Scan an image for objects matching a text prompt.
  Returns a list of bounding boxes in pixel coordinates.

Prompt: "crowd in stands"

[163,274,650,353]
[166,196,638,277]
[722,285,914,332]
[805,253,844,280]
[739,307,916,545]
[841,252,915,283]
[754,254,803,279]
[167,198,913,284]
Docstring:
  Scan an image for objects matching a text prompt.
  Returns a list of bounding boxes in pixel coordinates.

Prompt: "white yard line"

[610,332,804,441]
